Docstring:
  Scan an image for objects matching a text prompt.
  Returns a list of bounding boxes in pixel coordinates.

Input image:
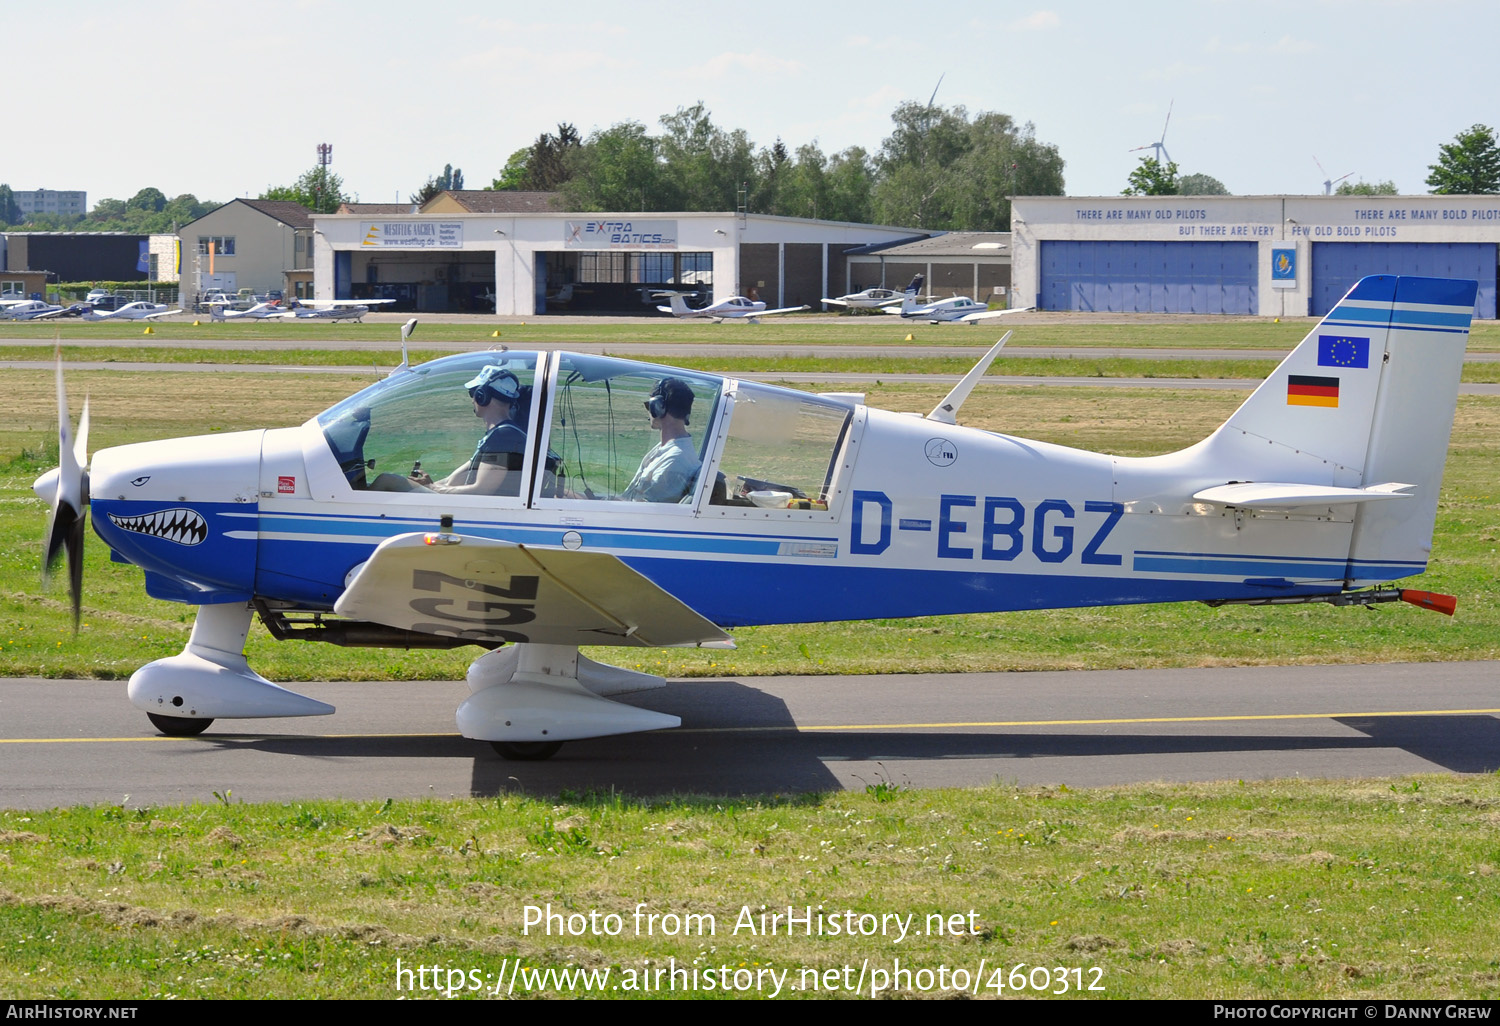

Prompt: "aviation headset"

[465,365,522,407]
[645,377,694,424]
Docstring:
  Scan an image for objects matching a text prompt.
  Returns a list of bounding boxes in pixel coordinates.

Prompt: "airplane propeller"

[35,353,89,629]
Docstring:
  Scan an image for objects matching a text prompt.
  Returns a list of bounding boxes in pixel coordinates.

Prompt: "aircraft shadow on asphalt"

[178,682,1500,797]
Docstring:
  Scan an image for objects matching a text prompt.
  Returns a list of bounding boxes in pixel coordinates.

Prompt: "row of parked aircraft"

[208,298,397,323]
[651,275,1028,325]
[0,297,181,321]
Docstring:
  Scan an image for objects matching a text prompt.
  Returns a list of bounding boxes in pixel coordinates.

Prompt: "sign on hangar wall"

[360,222,465,248]
[564,220,678,249]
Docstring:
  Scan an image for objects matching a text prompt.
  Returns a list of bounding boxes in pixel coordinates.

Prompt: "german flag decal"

[1287,374,1339,407]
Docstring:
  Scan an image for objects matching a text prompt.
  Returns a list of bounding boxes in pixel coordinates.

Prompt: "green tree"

[1123,156,1179,196]
[411,163,465,205]
[1178,173,1229,195]
[560,121,670,211]
[1426,124,1500,194]
[490,147,532,191]
[128,187,167,213]
[656,103,755,211]
[1335,179,1399,196]
[871,103,1063,230]
[823,146,875,224]
[260,166,345,214]
[0,184,23,225]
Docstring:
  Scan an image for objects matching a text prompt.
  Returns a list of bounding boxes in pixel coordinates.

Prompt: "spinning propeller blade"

[37,351,89,629]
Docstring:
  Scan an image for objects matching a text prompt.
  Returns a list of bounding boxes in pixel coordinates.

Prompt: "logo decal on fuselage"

[925,437,957,467]
[107,508,208,546]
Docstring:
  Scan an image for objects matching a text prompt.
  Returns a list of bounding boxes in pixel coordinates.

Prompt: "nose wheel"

[146,712,214,737]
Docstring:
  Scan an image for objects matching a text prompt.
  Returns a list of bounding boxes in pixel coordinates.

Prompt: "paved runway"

[3,662,1496,807]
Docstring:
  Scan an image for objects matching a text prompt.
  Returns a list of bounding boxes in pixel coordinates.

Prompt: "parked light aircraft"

[883,275,1032,324]
[0,299,66,320]
[80,301,182,322]
[209,300,285,321]
[276,298,397,322]
[654,291,810,323]
[36,275,1471,760]
[821,281,915,311]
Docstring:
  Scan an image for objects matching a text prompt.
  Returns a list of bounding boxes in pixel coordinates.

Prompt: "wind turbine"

[1314,156,1354,195]
[1130,101,1174,165]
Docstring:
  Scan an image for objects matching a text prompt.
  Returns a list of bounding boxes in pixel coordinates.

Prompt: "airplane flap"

[1193,481,1414,509]
[333,532,731,649]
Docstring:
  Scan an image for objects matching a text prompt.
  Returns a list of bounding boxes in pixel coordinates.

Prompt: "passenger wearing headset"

[619,377,700,502]
[373,365,526,496]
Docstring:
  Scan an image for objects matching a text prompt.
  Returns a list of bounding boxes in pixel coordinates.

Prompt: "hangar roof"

[844,231,1011,257]
[421,191,560,214]
[235,200,316,230]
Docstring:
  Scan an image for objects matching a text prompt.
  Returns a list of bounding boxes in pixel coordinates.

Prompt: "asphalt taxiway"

[3,662,1496,807]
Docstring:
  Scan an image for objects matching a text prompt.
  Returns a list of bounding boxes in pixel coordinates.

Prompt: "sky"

[12,0,1499,210]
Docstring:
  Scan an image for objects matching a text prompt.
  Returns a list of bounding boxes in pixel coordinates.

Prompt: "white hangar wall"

[309,211,915,315]
[1011,195,1500,318]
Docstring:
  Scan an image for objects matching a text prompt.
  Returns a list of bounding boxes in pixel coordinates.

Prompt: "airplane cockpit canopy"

[313,351,856,516]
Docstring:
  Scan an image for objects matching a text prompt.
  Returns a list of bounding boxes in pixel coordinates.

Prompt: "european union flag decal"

[1318,335,1369,369]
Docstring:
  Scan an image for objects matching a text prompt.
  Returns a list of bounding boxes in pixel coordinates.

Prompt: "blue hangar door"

[1310,242,1497,318]
[1039,241,1258,314]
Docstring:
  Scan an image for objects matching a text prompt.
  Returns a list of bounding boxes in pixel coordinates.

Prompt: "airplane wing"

[821,298,850,307]
[142,308,184,321]
[760,305,811,316]
[1193,482,1414,509]
[956,305,1034,323]
[297,298,397,307]
[334,532,732,648]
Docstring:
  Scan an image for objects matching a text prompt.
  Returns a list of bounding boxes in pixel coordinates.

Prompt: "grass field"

[2,313,1499,351]
[2,777,1498,999]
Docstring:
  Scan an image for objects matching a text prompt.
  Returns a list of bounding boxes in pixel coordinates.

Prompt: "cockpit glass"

[543,354,724,504]
[709,384,853,511]
[316,352,540,498]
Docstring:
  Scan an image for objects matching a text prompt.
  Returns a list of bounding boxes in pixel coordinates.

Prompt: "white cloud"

[1009,10,1060,30]
[681,51,803,78]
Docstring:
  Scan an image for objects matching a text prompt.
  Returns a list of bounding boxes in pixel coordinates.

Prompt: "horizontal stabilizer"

[1193,481,1414,509]
[335,532,730,648]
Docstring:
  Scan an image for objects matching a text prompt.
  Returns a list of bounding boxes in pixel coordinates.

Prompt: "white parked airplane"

[882,274,1032,324]
[80,302,182,322]
[0,299,66,320]
[821,280,917,311]
[35,275,1471,760]
[274,298,397,322]
[209,300,286,322]
[655,292,810,324]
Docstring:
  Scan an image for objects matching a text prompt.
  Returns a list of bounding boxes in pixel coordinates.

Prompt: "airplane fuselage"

[87,349,1397,638]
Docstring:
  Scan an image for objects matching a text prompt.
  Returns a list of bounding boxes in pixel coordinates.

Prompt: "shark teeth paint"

[107,508,208,546]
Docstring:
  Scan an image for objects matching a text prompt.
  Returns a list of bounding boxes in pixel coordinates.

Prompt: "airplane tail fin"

[1199,274,1476,582]
[900,274,925,313]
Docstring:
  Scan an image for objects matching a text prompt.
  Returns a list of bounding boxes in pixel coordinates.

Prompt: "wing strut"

[926,331,1010,425]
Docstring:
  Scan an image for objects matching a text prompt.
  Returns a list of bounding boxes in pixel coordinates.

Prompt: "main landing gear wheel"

[147,712,214,737]
[490,740,563,761]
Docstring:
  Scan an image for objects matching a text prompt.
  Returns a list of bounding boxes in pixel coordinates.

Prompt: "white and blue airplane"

[883,274,1033,323]
[36,275,1473,760]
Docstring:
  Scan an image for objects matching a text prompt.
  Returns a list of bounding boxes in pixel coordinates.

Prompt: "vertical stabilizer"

[1345,276,1476,579]
[1201,274,1474,584]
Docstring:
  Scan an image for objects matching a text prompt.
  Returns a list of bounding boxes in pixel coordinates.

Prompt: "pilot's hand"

[411,471,434,486]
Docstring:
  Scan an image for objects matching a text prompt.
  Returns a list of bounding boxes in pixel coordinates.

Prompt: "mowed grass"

[1,369,1496,681]
[2,313,1498,351]
[2,777,1499,999]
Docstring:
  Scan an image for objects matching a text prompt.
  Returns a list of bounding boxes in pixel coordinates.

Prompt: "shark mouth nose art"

[108,508,208,546]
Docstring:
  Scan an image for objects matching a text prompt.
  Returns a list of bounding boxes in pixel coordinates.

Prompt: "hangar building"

[1010,194,1500,319]
[309,209,920,315]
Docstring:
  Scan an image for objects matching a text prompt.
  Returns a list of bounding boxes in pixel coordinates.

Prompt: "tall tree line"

[493,101,1067,230]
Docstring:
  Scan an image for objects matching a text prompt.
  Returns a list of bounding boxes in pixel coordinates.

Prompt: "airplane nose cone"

[32,466,59,503]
